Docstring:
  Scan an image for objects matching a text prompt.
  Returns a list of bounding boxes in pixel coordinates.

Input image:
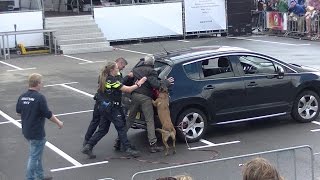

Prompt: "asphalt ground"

[1,36,320,180]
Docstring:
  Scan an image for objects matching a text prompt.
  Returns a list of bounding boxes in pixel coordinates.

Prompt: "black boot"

[149,143,164,153]
[125,147,140,158]
[113,138,121,151]
[81,144,96,159]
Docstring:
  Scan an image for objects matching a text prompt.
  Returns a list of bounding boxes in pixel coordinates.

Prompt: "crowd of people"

[254,0,320,37]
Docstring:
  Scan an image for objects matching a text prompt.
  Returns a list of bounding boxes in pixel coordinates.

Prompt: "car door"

[234,54,294,117]
[196,55,247,122]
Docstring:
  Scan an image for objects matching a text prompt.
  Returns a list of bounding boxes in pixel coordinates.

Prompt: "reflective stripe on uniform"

[105,81,121,89]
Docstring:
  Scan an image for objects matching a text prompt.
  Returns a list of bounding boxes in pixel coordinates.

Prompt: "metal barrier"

[285,13,307,37]
[251,10,266,34]
[131,145,314,180]
[0,29,56,60]
[251,10,320,40]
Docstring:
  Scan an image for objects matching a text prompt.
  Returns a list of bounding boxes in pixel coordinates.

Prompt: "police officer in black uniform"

[82,62,146,158]
[82,58,130,148]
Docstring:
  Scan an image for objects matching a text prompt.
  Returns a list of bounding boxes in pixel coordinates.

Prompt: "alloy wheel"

[180,112,205,140]
[298,95,319,120]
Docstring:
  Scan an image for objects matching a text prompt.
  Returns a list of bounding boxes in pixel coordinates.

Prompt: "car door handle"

[204,85,215,90]
[247,82,258,87]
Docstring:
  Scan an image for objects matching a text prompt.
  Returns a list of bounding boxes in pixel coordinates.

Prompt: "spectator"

[275,0,289,12]
[266,1,274,11]
[242,157,284,180]
[258,0,265,11]
[16,73,63,180]
[305,5,317,37]
[289,0,306,32]
[298,0,305,5]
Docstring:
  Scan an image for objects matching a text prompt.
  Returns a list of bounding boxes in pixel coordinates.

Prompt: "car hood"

[289,63,320,72]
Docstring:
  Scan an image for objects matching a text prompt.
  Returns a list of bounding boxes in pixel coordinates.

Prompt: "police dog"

[152,86,176,156]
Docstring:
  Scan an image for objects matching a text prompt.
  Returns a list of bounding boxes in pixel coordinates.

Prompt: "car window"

[274,63,295,73]
[200,56,234,79]
[239,56,276,75]
[183,62,201,80]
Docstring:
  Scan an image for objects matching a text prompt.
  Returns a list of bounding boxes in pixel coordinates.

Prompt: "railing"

[251,10,320,40]
[132,145,314,180]
[0,29,56,60]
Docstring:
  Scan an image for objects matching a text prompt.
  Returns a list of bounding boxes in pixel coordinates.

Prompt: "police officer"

[82,58,130,148]
[82,62,146,158]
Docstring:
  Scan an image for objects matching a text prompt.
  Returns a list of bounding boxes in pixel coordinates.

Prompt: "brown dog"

[152,87,176,156]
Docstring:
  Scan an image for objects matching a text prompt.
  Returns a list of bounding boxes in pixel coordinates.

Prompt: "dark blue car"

[127,46,320,142]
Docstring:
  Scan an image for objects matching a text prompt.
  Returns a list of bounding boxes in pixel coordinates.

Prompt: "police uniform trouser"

[84,101,100,141]
[87,104,131,149]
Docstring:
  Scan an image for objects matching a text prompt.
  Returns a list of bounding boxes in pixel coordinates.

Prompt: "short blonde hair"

[28,73,42,88]
[242,157,283,180]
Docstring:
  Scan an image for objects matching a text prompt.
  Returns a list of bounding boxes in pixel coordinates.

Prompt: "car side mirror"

[276,66,285,78]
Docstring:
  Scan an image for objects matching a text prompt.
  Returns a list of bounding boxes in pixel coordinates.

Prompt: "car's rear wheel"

[176,108,207,142]
[292,90,320,123]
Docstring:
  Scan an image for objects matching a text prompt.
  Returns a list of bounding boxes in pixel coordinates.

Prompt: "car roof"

[155,46,252,64]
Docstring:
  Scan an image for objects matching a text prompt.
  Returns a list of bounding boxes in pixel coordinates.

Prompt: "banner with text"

[184,0,226,32]
[94,2,183,41]
[266,12,287,31]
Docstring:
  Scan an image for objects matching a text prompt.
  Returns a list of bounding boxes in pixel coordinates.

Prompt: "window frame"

[182,55,237,81]
[238,55,277,76]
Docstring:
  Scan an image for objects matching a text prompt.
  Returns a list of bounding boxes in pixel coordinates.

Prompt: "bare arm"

[120,84,139,93]
[49,114,63,129]
[120,77,147,93]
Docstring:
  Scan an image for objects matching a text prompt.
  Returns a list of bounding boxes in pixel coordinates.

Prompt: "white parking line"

[227,37,311,46]
[0,109,82,166]
[51,161,109,172]
[310,121,320,132]
[63,55,93,64]
[7,67,36,72]
[177,40,190,43]
[60,84,94,98]
[0,110,93,125]
[312,121,320,126]
[115,48,152,55]
[0,60,23,70]
[79,60,106,65]
[200,139,215,145]
[188,140,240,150]
[55,110,93,116]
[0,61,36,71]
[44,82,78,87]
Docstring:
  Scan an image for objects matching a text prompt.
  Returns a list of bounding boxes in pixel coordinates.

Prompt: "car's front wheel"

[292,90,320,123]
[176,108,207,142]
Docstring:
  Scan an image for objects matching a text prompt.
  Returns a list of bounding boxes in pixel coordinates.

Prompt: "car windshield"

[155,58,172,79]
